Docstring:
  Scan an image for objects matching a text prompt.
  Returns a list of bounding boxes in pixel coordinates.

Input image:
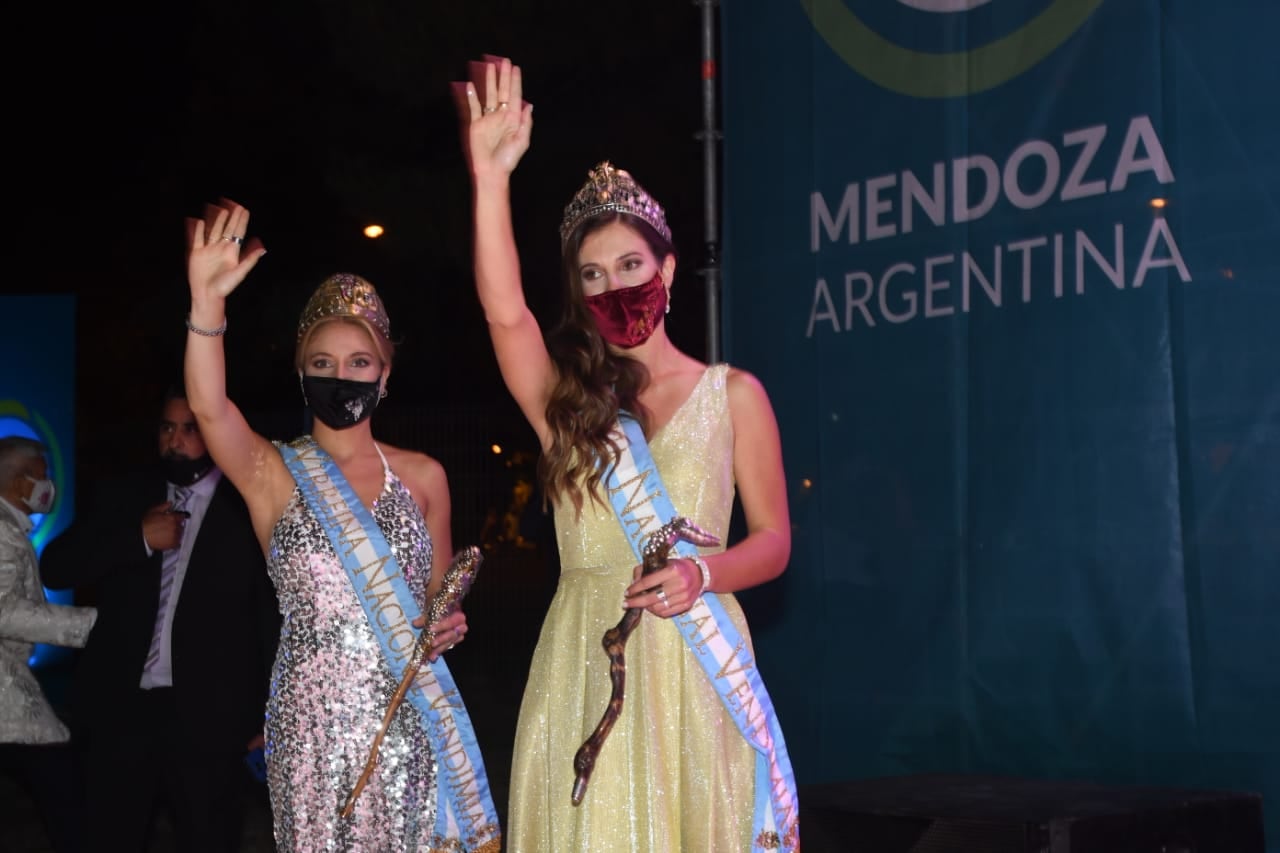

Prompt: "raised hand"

[455,55,533,181]
[185,198,267,309]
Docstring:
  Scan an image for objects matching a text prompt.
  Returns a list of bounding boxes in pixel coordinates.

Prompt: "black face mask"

[302,375,381,430]
[161,453,214,486]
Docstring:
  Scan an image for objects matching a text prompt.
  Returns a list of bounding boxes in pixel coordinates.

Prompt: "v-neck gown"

[508,363,776,851]
[265,447,438,851]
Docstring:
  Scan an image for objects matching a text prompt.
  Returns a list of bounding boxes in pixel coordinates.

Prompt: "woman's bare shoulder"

[379,443,448,489]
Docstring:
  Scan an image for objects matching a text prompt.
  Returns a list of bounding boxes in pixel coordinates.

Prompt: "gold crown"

[559,161,671,248]
[296,273,391,344]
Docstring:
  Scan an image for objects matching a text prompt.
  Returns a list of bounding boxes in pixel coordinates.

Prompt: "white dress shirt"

[140,468,221,689]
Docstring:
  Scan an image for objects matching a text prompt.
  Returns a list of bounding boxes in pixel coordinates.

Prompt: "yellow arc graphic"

[800,0,1105,98]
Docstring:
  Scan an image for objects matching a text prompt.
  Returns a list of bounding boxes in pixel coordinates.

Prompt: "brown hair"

[540,212,676,513]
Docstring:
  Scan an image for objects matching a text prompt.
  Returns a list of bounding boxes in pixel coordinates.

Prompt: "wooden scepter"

[571,518,719,805]
[340,545,483,818]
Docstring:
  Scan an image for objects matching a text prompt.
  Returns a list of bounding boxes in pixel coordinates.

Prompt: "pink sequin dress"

[265,454,438,851]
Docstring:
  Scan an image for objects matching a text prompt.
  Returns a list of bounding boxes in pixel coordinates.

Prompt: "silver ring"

[447,641,456,651]
[482,106,496,115]
[655,588,668,607]
[497,101,509,110]
[221,235,243,245]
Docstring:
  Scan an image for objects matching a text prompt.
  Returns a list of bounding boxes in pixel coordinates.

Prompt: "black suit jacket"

[41,466,280,755]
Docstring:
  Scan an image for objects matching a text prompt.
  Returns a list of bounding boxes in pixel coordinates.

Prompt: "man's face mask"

[161,453,214,486]
[23,475,56,514]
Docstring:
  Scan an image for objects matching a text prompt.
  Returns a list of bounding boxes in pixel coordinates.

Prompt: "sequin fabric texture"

[508,364,786,851]
[266,452,438,851]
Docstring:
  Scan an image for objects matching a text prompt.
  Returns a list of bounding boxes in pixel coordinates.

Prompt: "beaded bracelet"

[186,314,227,337]
[690,554,712,596]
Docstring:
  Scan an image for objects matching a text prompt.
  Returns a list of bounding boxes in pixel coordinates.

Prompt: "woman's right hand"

[185,198,267,308]
[455,55,533,182]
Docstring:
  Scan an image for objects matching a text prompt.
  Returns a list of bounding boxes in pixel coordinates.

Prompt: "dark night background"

[11,0,715,481]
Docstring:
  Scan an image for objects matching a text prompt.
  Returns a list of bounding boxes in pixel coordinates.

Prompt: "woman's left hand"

[454,55,533,181]
[413,609,468,661]
[186,198,267,306]
[624,557,703,618]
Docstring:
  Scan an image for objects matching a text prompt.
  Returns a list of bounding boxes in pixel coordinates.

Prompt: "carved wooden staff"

[340,546,483,818]
[571,518,720,805]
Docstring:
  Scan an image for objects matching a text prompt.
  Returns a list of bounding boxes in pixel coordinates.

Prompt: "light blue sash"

[602,413,800,851]
[279,438,501,852]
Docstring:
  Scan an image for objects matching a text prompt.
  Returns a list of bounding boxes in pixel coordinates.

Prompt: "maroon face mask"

[584,273,668,348]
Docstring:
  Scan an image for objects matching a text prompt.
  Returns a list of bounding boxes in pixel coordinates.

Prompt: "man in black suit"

[41,385,280,853]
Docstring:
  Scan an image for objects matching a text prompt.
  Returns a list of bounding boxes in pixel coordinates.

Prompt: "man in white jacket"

[0,435,97,853]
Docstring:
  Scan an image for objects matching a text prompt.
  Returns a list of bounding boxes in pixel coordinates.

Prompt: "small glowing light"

[1221,268,1235,280]
[801,478,813,489]
[363,224,385,239]
[1149,198,1167,210]
[491,444,503,455]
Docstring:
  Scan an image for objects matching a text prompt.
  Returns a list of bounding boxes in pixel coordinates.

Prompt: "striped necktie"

[143,485,192,674]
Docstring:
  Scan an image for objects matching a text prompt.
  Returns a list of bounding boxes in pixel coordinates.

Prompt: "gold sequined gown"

[266,452,438,852]
[509,364,767,851]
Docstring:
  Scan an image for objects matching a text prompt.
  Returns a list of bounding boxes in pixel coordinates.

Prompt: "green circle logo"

[800,0,1104,98]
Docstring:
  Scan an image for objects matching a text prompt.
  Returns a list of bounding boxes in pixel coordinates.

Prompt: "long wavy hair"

[540,212,676,514]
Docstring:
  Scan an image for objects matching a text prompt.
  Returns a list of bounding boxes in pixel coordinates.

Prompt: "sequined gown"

[509,364,767,851]
[266,451,438,852]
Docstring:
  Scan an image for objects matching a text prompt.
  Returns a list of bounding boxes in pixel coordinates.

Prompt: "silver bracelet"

[186,314,227,337]
[690,555,712,596]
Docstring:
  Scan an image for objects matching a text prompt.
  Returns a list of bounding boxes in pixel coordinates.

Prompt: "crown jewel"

[559,161,671,248]
[297,273,391,344]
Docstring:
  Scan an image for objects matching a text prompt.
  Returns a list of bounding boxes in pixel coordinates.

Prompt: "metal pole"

[694,0,722,363]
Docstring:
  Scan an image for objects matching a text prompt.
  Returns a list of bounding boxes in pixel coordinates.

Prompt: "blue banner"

[722,0,1280,843]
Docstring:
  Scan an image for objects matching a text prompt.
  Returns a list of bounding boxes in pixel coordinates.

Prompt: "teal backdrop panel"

[721,0,1279,842]
[0,294,78,666]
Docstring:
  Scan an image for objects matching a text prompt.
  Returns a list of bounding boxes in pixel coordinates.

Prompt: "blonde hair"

[294,317,395,371]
